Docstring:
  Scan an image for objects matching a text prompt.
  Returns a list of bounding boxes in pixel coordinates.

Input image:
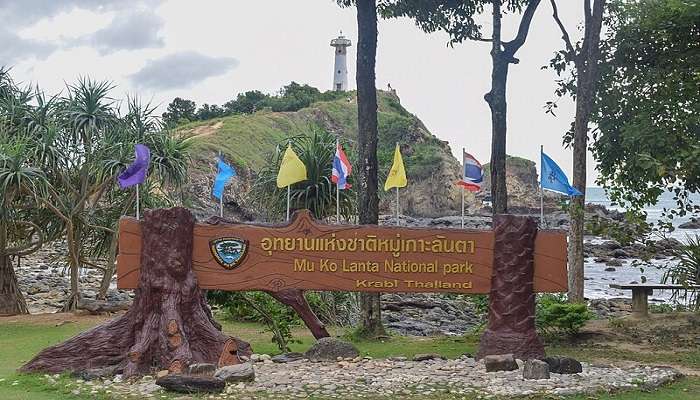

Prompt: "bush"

[663,234,700,311]
[208,290,359,352]
[250,127,356,221]
[535,294,591,338]
[208,291,300,353]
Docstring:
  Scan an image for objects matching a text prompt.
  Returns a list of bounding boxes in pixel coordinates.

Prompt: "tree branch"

[503,0,543,57]
[549,0,576,56]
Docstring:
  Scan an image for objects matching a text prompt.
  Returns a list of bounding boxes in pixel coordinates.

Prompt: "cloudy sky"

[2,0,597,183]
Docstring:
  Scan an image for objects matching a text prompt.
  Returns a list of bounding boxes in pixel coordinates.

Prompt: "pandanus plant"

[251,127,357,222]
[0,135,48,315]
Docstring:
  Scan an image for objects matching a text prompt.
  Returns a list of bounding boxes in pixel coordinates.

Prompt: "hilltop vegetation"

[175,85,465,218]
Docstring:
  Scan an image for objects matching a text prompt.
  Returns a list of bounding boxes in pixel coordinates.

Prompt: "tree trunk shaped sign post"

[22,208,251,377]
[477,215,545,359]
[22,208,564,376]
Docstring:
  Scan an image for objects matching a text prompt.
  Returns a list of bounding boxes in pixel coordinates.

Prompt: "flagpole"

[136,185,140,220]
[395,187,399,226]
[218,152,224,218]
[336,137,340,224]
[287,185,291,222]
[461,147,465,229]
[540,145,545,228]
[461,188,465,229]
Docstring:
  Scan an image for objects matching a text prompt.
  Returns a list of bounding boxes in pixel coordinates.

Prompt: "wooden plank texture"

[117,210,568,293]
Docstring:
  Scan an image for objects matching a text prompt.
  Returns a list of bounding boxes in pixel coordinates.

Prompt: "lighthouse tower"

[330,32,351,91]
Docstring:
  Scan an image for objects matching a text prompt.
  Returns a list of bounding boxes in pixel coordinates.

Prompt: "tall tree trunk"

[486,0,508,214]
[551,0,605,302]
[485,0,542,214]
[356,0,385,338]
[98,233,119,299]
[63,224,81,311]
[0,254,28,315]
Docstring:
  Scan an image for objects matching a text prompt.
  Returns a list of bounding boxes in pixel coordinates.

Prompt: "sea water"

[583,187,699,302]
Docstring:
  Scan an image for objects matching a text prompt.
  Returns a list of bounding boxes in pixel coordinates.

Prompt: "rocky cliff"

[179,91,545,219]
[180,90,463,218]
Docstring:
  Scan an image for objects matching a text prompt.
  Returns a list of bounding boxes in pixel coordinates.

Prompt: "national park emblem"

[210,237,248,270]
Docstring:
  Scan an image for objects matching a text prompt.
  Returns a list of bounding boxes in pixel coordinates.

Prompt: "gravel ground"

[41,355,682,399]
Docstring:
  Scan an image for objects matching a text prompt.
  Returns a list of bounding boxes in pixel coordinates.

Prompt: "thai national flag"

[332,143,352,190]
[457,150,483,192]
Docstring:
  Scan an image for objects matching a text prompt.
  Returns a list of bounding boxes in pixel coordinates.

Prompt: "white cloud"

[130,51,239,90]
[83,10,165,54]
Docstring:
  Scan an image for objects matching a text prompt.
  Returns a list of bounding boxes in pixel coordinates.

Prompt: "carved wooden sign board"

[117,210,568,294]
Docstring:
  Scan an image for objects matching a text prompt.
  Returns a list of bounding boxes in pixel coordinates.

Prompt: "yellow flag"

[384,143,407,190]
[276,144,307,188]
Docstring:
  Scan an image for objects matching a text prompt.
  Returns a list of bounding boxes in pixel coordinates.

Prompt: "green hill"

[178,90,464,218]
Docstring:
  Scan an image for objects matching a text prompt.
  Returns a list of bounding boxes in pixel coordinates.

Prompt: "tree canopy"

[592,0,700,218]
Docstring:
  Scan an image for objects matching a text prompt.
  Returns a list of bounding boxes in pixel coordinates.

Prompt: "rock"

[612,249,629,258]
[679,218,700,229]
[483,354,518,372]
[544,357,583,374]
[305,337,359,362]
[155,374,225,393]
[214,363,255,383]
[412,353,446,361]
[605,259,623,267]
[188,363,216,375]
[72,366,118,380]
[271,352,305,363]
[602,240,622,250]
[523,359,550,380]
[604,267,616,272]
[156,370,169,378]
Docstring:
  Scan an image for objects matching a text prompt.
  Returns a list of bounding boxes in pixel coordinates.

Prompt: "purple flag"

[118,144,150,189]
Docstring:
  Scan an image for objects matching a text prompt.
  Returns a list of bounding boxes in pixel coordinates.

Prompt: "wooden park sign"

[117,210,568,294]
[22,207,565,378]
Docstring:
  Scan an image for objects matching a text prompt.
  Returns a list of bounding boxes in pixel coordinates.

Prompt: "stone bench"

[609,284,700,317]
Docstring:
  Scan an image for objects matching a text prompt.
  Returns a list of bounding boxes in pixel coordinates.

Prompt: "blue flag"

[212,158,236,200]
[541,150,582,196]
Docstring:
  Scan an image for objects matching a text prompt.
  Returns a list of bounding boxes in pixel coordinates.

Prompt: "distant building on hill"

[330,32,351,91]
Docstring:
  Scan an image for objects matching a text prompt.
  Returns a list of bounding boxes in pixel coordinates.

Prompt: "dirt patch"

[0,311,122,326]
[579,313,700,349]
[184,121,223,141]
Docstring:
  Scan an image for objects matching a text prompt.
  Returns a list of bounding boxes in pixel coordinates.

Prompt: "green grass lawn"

[0,317,698,399]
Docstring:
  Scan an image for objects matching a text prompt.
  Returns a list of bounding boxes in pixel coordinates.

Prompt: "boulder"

[305,337,359,362]
[612,249,629,258]
[604,267,616,272]
[605,259,623,267]
[679,218,700,229]
[602,240,622,250]
[188,363,216,376]
[412,353,446,362]
[155,374,225,393]
[484,354,518,372]
[271,352,305,363]
[544,356,583,374]
[523,359,550,379]
[214,363,255,383]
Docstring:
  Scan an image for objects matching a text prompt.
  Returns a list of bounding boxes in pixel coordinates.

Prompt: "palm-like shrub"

[0,134,49,314]
[664,235,700,310]
[0,68,191,310]
[251,127,356,221]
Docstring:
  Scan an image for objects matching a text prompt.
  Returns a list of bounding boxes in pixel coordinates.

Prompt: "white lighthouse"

[330,32,351,91]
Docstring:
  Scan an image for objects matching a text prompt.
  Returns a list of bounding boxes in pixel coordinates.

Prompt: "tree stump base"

[21,207,251,377]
